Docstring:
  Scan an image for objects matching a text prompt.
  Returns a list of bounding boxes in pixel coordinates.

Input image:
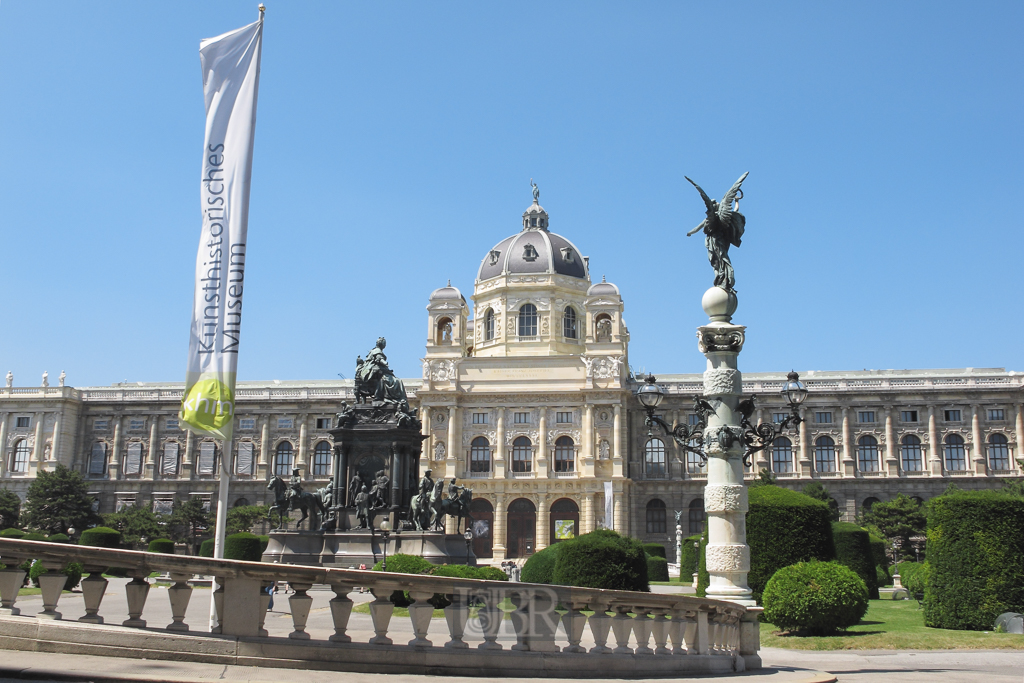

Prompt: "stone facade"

[2,196,1021,564]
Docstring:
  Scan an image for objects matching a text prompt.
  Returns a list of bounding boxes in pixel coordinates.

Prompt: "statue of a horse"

[267,476,325,530]
[409,489,432,531]
[429,482,474,534]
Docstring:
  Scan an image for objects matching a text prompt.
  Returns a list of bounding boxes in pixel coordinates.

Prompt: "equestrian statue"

[267,468,326,530]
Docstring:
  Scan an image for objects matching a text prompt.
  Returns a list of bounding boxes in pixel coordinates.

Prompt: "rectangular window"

[901,410,919,423]
[988,409,1005,421]
[556,412,572,424]
[115,496,136,513]
[513,412,530,424]
[315,417,332,430]
[235,441,254,476]
[277,418,293,429]
[129,419,145,432]
[944,409,961,422]
[472,413,488,425]
[688,413,700,426]
[15,417,30,428]
[161,442,179,476]
[858,411,875,424]
[239,418,256,431]
[166,419,179,430]
[123,442,143,475]
[93,420,108,431]
[772,412,788,424]
[815,412,832,424]
[197,442,216,475]
[152,497,174,516]
[88,443,107,475]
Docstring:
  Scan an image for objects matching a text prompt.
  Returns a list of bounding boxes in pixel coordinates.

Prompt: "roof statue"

[530,177,540,203]
[685,172,749,293]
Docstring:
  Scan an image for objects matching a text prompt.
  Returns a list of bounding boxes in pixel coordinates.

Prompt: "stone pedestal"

[263,529,475,568]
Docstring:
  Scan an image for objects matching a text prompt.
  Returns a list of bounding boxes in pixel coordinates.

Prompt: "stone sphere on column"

[701,286,738,323]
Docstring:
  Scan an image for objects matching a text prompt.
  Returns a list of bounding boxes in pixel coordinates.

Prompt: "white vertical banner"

[180,15,263,441]
[604,481,613,529]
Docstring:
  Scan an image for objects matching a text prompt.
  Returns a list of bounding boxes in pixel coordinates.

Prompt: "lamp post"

[379,519,392,572]
[463,529,473,565]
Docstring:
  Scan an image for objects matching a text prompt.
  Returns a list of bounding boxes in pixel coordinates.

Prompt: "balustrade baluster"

[610,608,634,654]
[122,574,150,628]
[561,601,588,653]
[668,613,688,655]
[328,584,354,643]
[509,590,530,651]
[257,582,272,637]
[632,608,653,655]
[287,582,313,640]
[651,611,671,655]
[37,568,67,620]
[166,573,192,632]
[443,591,469,649]
[587,605,612,654]
[475,589,503,651]
[525,589,559,653]
[211,579,225,634]
[407,590,434,647]
[78,569,108,624]
[0,568,26,616]
[368,588,395,645]
[693,610,709,655]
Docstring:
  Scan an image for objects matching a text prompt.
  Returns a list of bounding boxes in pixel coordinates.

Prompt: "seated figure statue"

[354,337,409,406]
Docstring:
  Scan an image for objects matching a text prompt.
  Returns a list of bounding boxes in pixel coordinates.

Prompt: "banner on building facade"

[180,16,264,441]
[604,481,613,528]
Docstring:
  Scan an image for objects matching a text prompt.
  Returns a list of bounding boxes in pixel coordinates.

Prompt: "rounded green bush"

[29,559,46,585]
[679,534,701,578]
[0,528,26,538]
[473,566,509,582]
[78,527,121,548]
[372,553,435,607]
[876,565,891,588]
[46,533,70,544]
[21,532,46,541]
[552,529,649,592]
[868,533,888,568]
[147,538,175,554]
[199,539,215,557]
[258,535,270,553]
[647,555,669,582]
[832,522,879,599]
[762,561,869,635]
[521,543,561,584]
[643,543,666,558]
[224,532,262,562]
[29,559,82,590]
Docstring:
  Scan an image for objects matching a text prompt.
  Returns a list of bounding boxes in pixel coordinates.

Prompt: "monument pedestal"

[262,530,475,568]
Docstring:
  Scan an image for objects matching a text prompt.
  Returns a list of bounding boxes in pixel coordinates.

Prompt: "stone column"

[612,486,623,533]
[841,407,855,476]
[492,493,507,561]
[420,407,431,472]
[971,405,985,475]
[536,497,549,551]
[145,420,158,479]
[797,408,810,475]
[696,287,753,606]
[884,407,898,475]
[49,413,62,469]
[446,406,460,478]
[296,414,309,479]
[0,412,8,477]
[537,410,548,477]
[29,412,45,475]
[582,404,595,476]
[257,417,270,480]
[493,410,506,478]
[107,416,123,480]
[1015,404,1024,471]
[581,491,593,534]
[612,405,624,478]
[591,492,600,531]
[928,406,942,475]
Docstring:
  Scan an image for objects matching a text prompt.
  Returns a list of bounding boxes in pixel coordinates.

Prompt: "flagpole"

[208,435,233,630]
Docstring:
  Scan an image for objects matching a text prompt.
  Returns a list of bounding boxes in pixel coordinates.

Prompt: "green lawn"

[762,599,1024,650]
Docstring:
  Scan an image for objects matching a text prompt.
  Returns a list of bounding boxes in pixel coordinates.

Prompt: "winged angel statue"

[685,172,748,293]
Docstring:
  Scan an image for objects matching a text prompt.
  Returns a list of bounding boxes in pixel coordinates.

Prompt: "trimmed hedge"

[29,558,83,591]
[698,486,836,601]
[697,523,709,597]
[868,533,888,568]
[258,535,270,553]
[21,532,46,541]
[551,529,649,592]
[679,534,700,579]
[147,538,176,554]
[521,543,561,584]
[923,490,1024,631]
[372,553,435,607]
[472,566,509,582]
[0,528,26,538]
[199,539,215,557]
[762,560,869,635]
[876,565,892,588]
[832,522,879,599]
[896,561,929,595]
[46,533,70,543]
[643,543,666,558]
[647,555,669,582]
[224,532,263,562]
[78,527,121,548]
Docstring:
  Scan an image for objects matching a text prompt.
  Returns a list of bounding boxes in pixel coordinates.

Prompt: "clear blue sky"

[1,1,1021,387]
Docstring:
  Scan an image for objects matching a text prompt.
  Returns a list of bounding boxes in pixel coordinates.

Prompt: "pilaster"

[536,411,548,477]
[582,404,595,476]
[47,412,62,473]
[107,416,123,480]
[257,417,270,480]
[841,406,855,476]
[297,414,309,479]
[971,405,986,475]
[493,410,506,478]
[1016,404,1024,470]
[612,404,623,478]
[884,407,898,476]
[0,412,8,477]
[536,498,550,551]
[29,412,45,476]
[492,492,507,561]
[446,405,460,477]
[928,406,942,475]
[145,420,158,479]
[182,430,194,479]
[797,408,810,474]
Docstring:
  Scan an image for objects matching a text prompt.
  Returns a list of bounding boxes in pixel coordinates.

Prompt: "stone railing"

[0,538,760,677]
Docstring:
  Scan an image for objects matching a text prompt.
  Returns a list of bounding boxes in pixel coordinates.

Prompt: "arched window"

[563,306,578,340]
[274,442,294,476]
[688,498,705,535]
[857,435,879,472]
[814,436,836,472]
[313,441,332,476]
[551,498,579,541]
[518,304,538,338]
[507,498,536,558]
[772,437,793,473]
[646,499,667,534]
[554,436,575,472]
[988,433,1011,470]
[11,439,30,473]
[862,496,880,513]
[123,442,143,476]
[511,436,532,473]
[686,440,706,474]
[88,442,107,476]
[645,438,666,477]
[233,497,250,507]
[484,308,495,341]
[436,317,453,345]
[901,435,923,471]
[943,434,966,471]
[471,437,491,473]
[594,313,612,342]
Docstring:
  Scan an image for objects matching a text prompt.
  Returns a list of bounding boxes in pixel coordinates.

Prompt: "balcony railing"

[0,538,760,677]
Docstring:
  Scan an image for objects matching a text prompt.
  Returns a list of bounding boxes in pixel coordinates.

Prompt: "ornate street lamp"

[736,371,809,465]
[635,375,714,464]
[379,518,392,571]
[463,529,473,565]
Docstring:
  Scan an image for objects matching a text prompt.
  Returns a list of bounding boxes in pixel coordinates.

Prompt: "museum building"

[2,195,1022,564]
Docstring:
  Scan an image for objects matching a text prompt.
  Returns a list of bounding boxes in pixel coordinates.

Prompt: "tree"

[863,493,926,561]
[20,464,101,535]
[165,498,212,553]
[750,468,777,488]
[0,489,21,530]
[102,504,163,549]
[802,481,840,521]
[226,505,269,534]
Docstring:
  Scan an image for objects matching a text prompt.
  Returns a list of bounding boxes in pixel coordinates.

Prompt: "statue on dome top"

[530,178,540,204]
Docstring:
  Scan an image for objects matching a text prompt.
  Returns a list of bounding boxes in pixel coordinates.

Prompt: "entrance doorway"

[469,498,494,558]
[506,498,536,558]
[549,497,579,543]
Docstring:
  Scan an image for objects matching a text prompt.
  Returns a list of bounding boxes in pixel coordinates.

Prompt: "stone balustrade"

[0,538,760,676]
